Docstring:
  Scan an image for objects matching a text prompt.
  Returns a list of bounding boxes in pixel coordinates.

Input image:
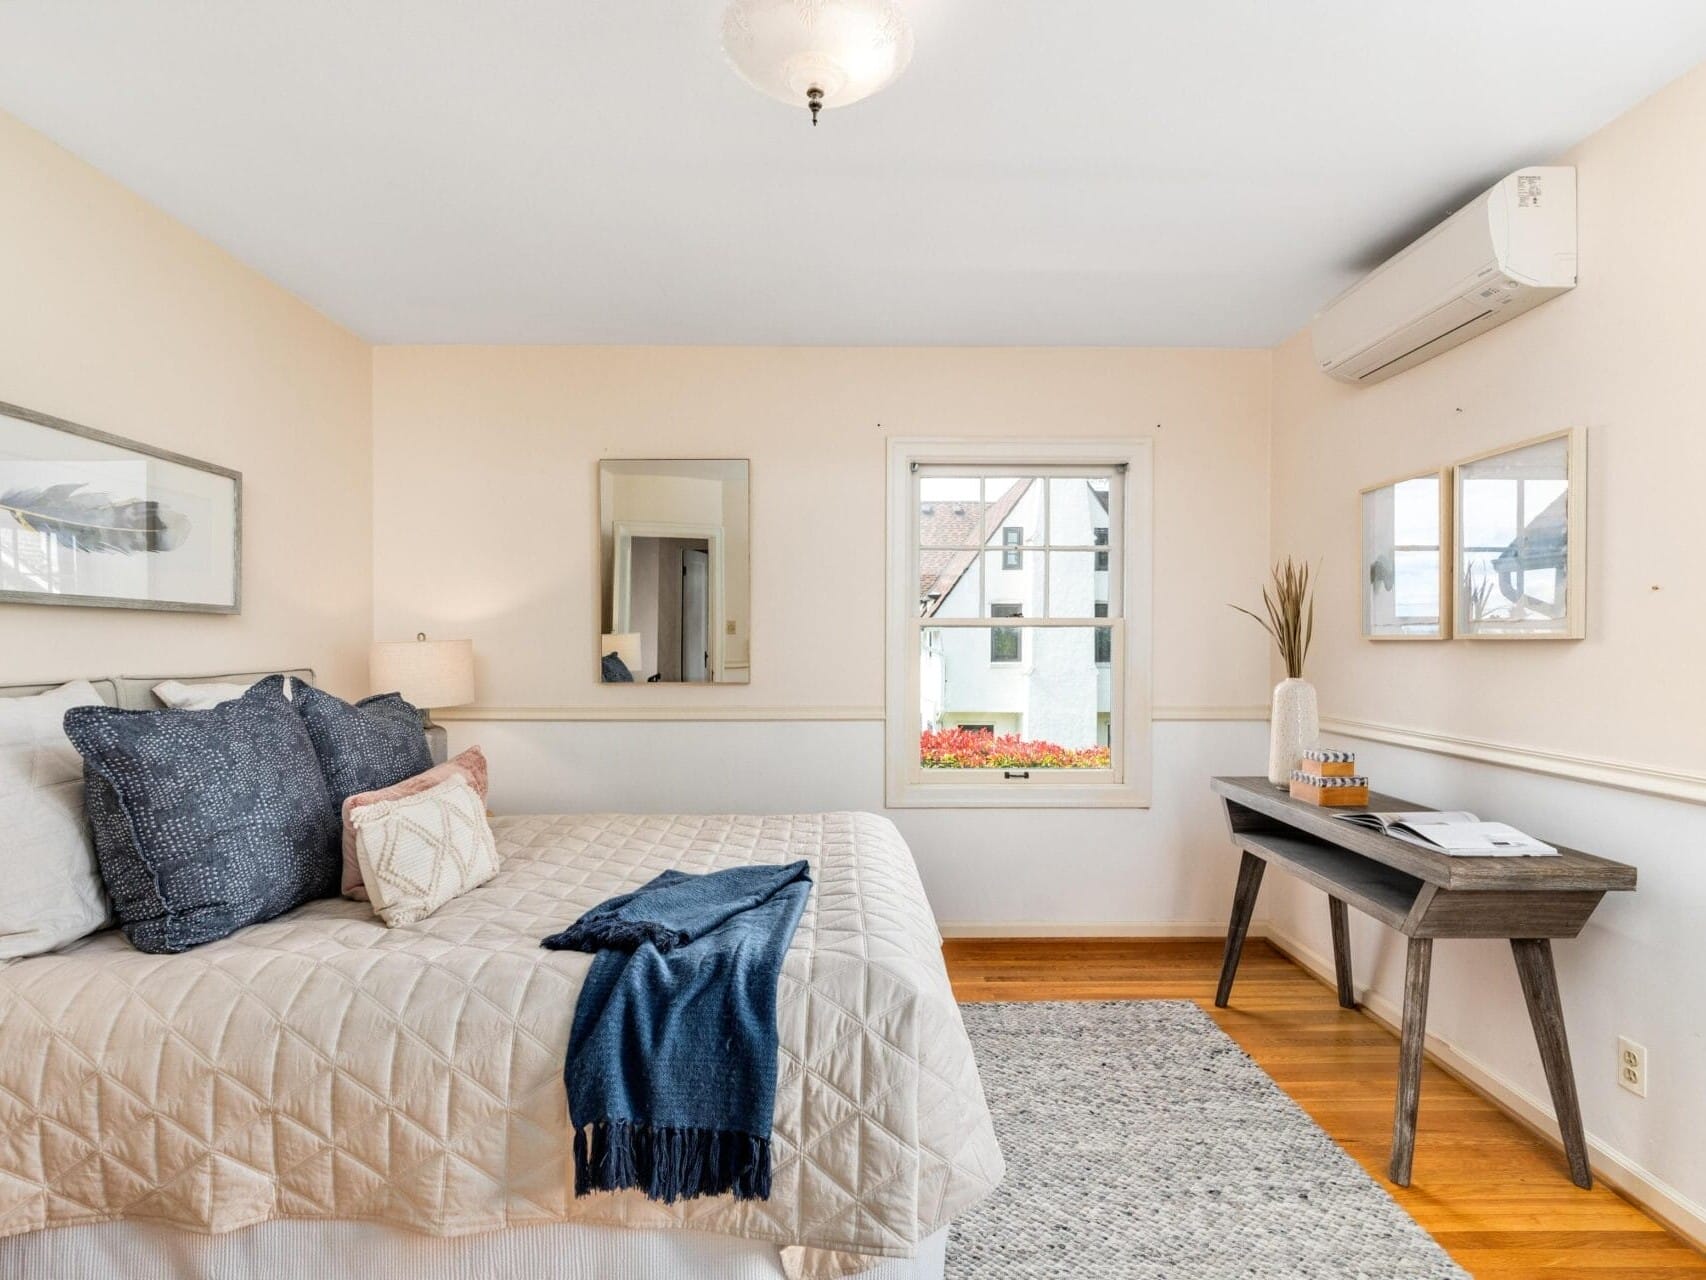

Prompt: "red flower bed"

[920,727,1111,769]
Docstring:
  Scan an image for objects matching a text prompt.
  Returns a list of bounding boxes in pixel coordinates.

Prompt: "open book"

[1334,810,1558,857]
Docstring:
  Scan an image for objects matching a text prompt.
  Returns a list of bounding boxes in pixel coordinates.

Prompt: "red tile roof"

[918,480,1032,615]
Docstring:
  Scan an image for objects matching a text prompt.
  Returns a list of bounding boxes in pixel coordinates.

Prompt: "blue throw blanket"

[541,860,812,1203]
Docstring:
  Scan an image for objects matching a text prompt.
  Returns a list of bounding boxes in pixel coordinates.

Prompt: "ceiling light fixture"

[721,0,914,128]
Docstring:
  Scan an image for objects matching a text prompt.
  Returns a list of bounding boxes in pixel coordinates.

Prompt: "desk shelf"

[1234,831,1423,930]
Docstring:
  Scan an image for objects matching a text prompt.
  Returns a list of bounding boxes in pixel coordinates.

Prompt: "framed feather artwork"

[0,400,240,613]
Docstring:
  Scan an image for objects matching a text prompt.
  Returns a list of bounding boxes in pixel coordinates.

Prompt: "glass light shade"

[722,0,914,113]
[370,638,475,710]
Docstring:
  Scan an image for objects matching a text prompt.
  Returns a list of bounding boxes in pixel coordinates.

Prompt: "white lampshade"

[721,0,913,120]
[370,637,475,710]
[601,632,642,674]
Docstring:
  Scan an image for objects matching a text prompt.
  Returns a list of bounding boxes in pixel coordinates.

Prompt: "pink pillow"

[340,746,490,900]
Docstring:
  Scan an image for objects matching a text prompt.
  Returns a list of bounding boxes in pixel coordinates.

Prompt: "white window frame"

[886,437,1153,809]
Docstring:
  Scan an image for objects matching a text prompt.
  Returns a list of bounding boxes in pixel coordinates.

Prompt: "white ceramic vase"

[1267,677,1319,786]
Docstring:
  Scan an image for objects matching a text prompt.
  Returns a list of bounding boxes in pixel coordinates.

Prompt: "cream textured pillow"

[0,681,114,957]
[340,745,489,900]
[349,774,499,927]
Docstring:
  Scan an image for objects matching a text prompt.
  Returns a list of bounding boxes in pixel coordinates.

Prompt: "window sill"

[886,779,1150,809]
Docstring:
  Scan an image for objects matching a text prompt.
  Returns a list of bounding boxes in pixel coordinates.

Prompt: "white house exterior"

[919,479,1111,749]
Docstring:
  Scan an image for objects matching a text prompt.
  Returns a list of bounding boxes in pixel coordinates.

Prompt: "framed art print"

[1453,428,1585,639]
[1360,467,1450,639]
[0,400,241,613]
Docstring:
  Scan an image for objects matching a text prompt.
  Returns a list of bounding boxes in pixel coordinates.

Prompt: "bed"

[0,674,1003,1280]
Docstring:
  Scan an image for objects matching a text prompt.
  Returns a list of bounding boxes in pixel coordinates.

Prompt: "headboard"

[0,669,315,709]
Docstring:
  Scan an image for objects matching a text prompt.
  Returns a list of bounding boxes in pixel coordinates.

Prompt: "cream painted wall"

[1266,62,1706,1235]
[371,345,1274,714]
[0,110,373,696]
[1269,62,1706,774]
[370,346,1275,931]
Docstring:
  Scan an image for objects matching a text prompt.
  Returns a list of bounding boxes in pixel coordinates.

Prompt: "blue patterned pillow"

[63,676,339,954]
[289,682,433,809]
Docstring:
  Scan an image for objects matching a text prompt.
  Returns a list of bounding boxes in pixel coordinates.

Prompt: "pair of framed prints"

[1360,428,1585,641]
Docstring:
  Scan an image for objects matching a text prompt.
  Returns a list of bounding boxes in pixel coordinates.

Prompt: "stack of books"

[1289,748,1370,807]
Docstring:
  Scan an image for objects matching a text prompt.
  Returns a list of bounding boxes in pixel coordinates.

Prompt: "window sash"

[911,463,1125,786]
[914,465,1123,623]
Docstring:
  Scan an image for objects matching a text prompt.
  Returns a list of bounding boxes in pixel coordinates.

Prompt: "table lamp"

[371,633,475,764]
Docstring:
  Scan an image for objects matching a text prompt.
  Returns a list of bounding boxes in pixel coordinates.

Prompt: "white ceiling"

[3,2,1705,346]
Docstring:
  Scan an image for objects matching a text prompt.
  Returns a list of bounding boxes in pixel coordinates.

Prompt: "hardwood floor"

[944,937,1706,1279]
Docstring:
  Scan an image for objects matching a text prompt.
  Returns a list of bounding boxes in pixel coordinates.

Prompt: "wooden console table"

[1210,775,1636,1189]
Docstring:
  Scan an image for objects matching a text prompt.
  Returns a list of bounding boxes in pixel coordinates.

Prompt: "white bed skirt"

[0,1221,949,1280]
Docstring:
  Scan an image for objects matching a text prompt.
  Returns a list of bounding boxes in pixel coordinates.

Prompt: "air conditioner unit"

[1312,166,1576,385]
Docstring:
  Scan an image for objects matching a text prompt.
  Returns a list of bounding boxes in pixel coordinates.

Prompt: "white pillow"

[349,774,499,928]
[152,679,257,710]
[0,680,114,958]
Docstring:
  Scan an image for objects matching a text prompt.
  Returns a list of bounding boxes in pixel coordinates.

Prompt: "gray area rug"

[949,1001,1467,1279]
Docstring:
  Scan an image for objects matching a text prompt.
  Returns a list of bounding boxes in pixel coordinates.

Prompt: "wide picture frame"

[1453,427,1586,640]
[0,399,241,614]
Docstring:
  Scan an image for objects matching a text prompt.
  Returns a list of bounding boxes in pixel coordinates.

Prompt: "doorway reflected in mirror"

[599,460,750,684]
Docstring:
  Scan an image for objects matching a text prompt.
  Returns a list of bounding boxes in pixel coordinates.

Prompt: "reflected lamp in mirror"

[1453,429,1586,640]
[598,459,751,685]
[1360,468,1450,640]
[601,632,642,683]
[371,634,475,763]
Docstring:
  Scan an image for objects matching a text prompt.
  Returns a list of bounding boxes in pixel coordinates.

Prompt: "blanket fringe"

[575,1120,770,1203]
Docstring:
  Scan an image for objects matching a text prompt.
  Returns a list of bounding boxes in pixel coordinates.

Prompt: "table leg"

[1328,896,1356,1009]
[1389,936,1433,1187]
[1511,938,1593,1189]
[1214,850,1266,1008]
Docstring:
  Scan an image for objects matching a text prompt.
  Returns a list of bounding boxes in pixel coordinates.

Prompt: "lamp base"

[420,711,448,766]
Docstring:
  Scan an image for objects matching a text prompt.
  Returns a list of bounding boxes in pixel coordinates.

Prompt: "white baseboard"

[937,921,1254,939]
[1265,924,1706,1252]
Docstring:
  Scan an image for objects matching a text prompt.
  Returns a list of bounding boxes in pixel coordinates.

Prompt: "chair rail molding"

[1320,716,1706,807]
[437,704,1267,725]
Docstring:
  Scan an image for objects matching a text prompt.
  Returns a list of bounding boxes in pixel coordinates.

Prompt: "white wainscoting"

[443,716,1268,934]
[1263,731,1706,1248]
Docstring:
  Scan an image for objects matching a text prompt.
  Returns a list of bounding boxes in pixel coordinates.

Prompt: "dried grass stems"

[1231,557,1316,680]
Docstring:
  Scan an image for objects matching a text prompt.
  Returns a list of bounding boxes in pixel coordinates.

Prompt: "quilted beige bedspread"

[0,813,1003,1279]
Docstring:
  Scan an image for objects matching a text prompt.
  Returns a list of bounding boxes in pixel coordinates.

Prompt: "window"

[990,603,1022,663]
[888,438,1153,808]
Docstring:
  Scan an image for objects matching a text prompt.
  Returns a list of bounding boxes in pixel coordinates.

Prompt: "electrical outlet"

[1617,1036,1647,1097]
[726,620,737,635]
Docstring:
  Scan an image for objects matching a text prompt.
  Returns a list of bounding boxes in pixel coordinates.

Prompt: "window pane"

[919,626,1113,769]
[1046,551,1103,617]
[1093,602,1111,664]
[983,549,1038,619]
[918,477,984,546]
[1047,476,1111,544]
[920,547,979,617]
[982,477,1043,544]
[989,602,1023,663]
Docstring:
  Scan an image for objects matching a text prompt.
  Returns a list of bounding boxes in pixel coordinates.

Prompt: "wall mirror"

[599,459,750,684]
[1453,429,1585,639]
[1360,468,1450,640]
